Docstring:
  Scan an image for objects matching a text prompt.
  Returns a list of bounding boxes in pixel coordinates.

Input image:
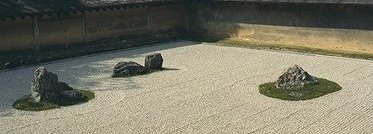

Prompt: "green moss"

[259,78,342,101]
[12,90,95,111]
[218,39,373,60]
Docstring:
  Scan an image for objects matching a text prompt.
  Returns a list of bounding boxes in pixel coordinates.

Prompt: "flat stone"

[145,53,163,70]
[112,61,148,77]
[59,90,84,101]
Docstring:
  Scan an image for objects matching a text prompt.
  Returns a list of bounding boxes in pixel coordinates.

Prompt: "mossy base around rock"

[13,90,95,111]
[259,78,342,101]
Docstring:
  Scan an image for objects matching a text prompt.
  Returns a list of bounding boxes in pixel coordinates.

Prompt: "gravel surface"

[0,41,372,134]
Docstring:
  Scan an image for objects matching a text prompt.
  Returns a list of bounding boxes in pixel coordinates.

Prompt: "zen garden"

[0,0,372,134]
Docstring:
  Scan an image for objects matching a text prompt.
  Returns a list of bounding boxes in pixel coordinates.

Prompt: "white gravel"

[0,41,373,134]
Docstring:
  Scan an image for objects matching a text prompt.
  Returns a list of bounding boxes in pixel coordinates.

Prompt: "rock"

[56,82,74,91]
[30,67,82,103]
[276,65,318,89]
[112,61,148,77]
[59,90,84,101]
[31,67,59,102]
[145,53,163,70]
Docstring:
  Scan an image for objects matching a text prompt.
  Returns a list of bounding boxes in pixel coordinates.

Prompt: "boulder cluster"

[31,67,84,103]
[276,65,318,89]
[26,53,164,105]
[112,53,163,77]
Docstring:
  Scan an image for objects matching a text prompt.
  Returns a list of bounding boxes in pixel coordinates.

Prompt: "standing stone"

[145,53,163,70]
[31,67,59,102]
[276,65,318,89]
[112,61,148,77]
[31,67,84,102]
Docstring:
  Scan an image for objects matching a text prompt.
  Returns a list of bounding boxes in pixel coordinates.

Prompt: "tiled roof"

[0,0,175,18]
[1,0,372,18]
[212,0,373,5]
[83,0,164,7]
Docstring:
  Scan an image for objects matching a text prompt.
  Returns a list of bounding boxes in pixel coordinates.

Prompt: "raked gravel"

[0,41,373,134]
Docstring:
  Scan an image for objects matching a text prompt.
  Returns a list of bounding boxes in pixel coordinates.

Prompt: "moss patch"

[13,90,95,111]
[259,78,342,101]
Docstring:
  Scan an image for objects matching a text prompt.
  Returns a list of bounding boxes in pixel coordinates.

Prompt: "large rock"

[112,61,148,77]
[31,67,59,102]
[145,53,163,70]
[276,65,318,89]
[31,67,82,102]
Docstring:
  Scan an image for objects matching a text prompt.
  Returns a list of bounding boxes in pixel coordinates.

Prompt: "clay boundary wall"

[1,1,373,54]
[189,2,373,54]
[0,2,186,52]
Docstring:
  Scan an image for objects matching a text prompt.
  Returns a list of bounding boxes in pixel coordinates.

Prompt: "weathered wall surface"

[150,5,185,31]
[191,2,373,54]
[2,1,373,54]
[85,4,185,42]
[0,18,34,51]
[38,14,84,48]
[0,3,186,52]
[85,7,149,42]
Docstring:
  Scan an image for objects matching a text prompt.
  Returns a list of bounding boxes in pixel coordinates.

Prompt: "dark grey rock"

[112,61,148,77]
[276,65,318,89]
[145,53,163,70]
[56,82,74,91]
[31,67,59,102]
[30,67,83,102]
[59,90,84,100]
